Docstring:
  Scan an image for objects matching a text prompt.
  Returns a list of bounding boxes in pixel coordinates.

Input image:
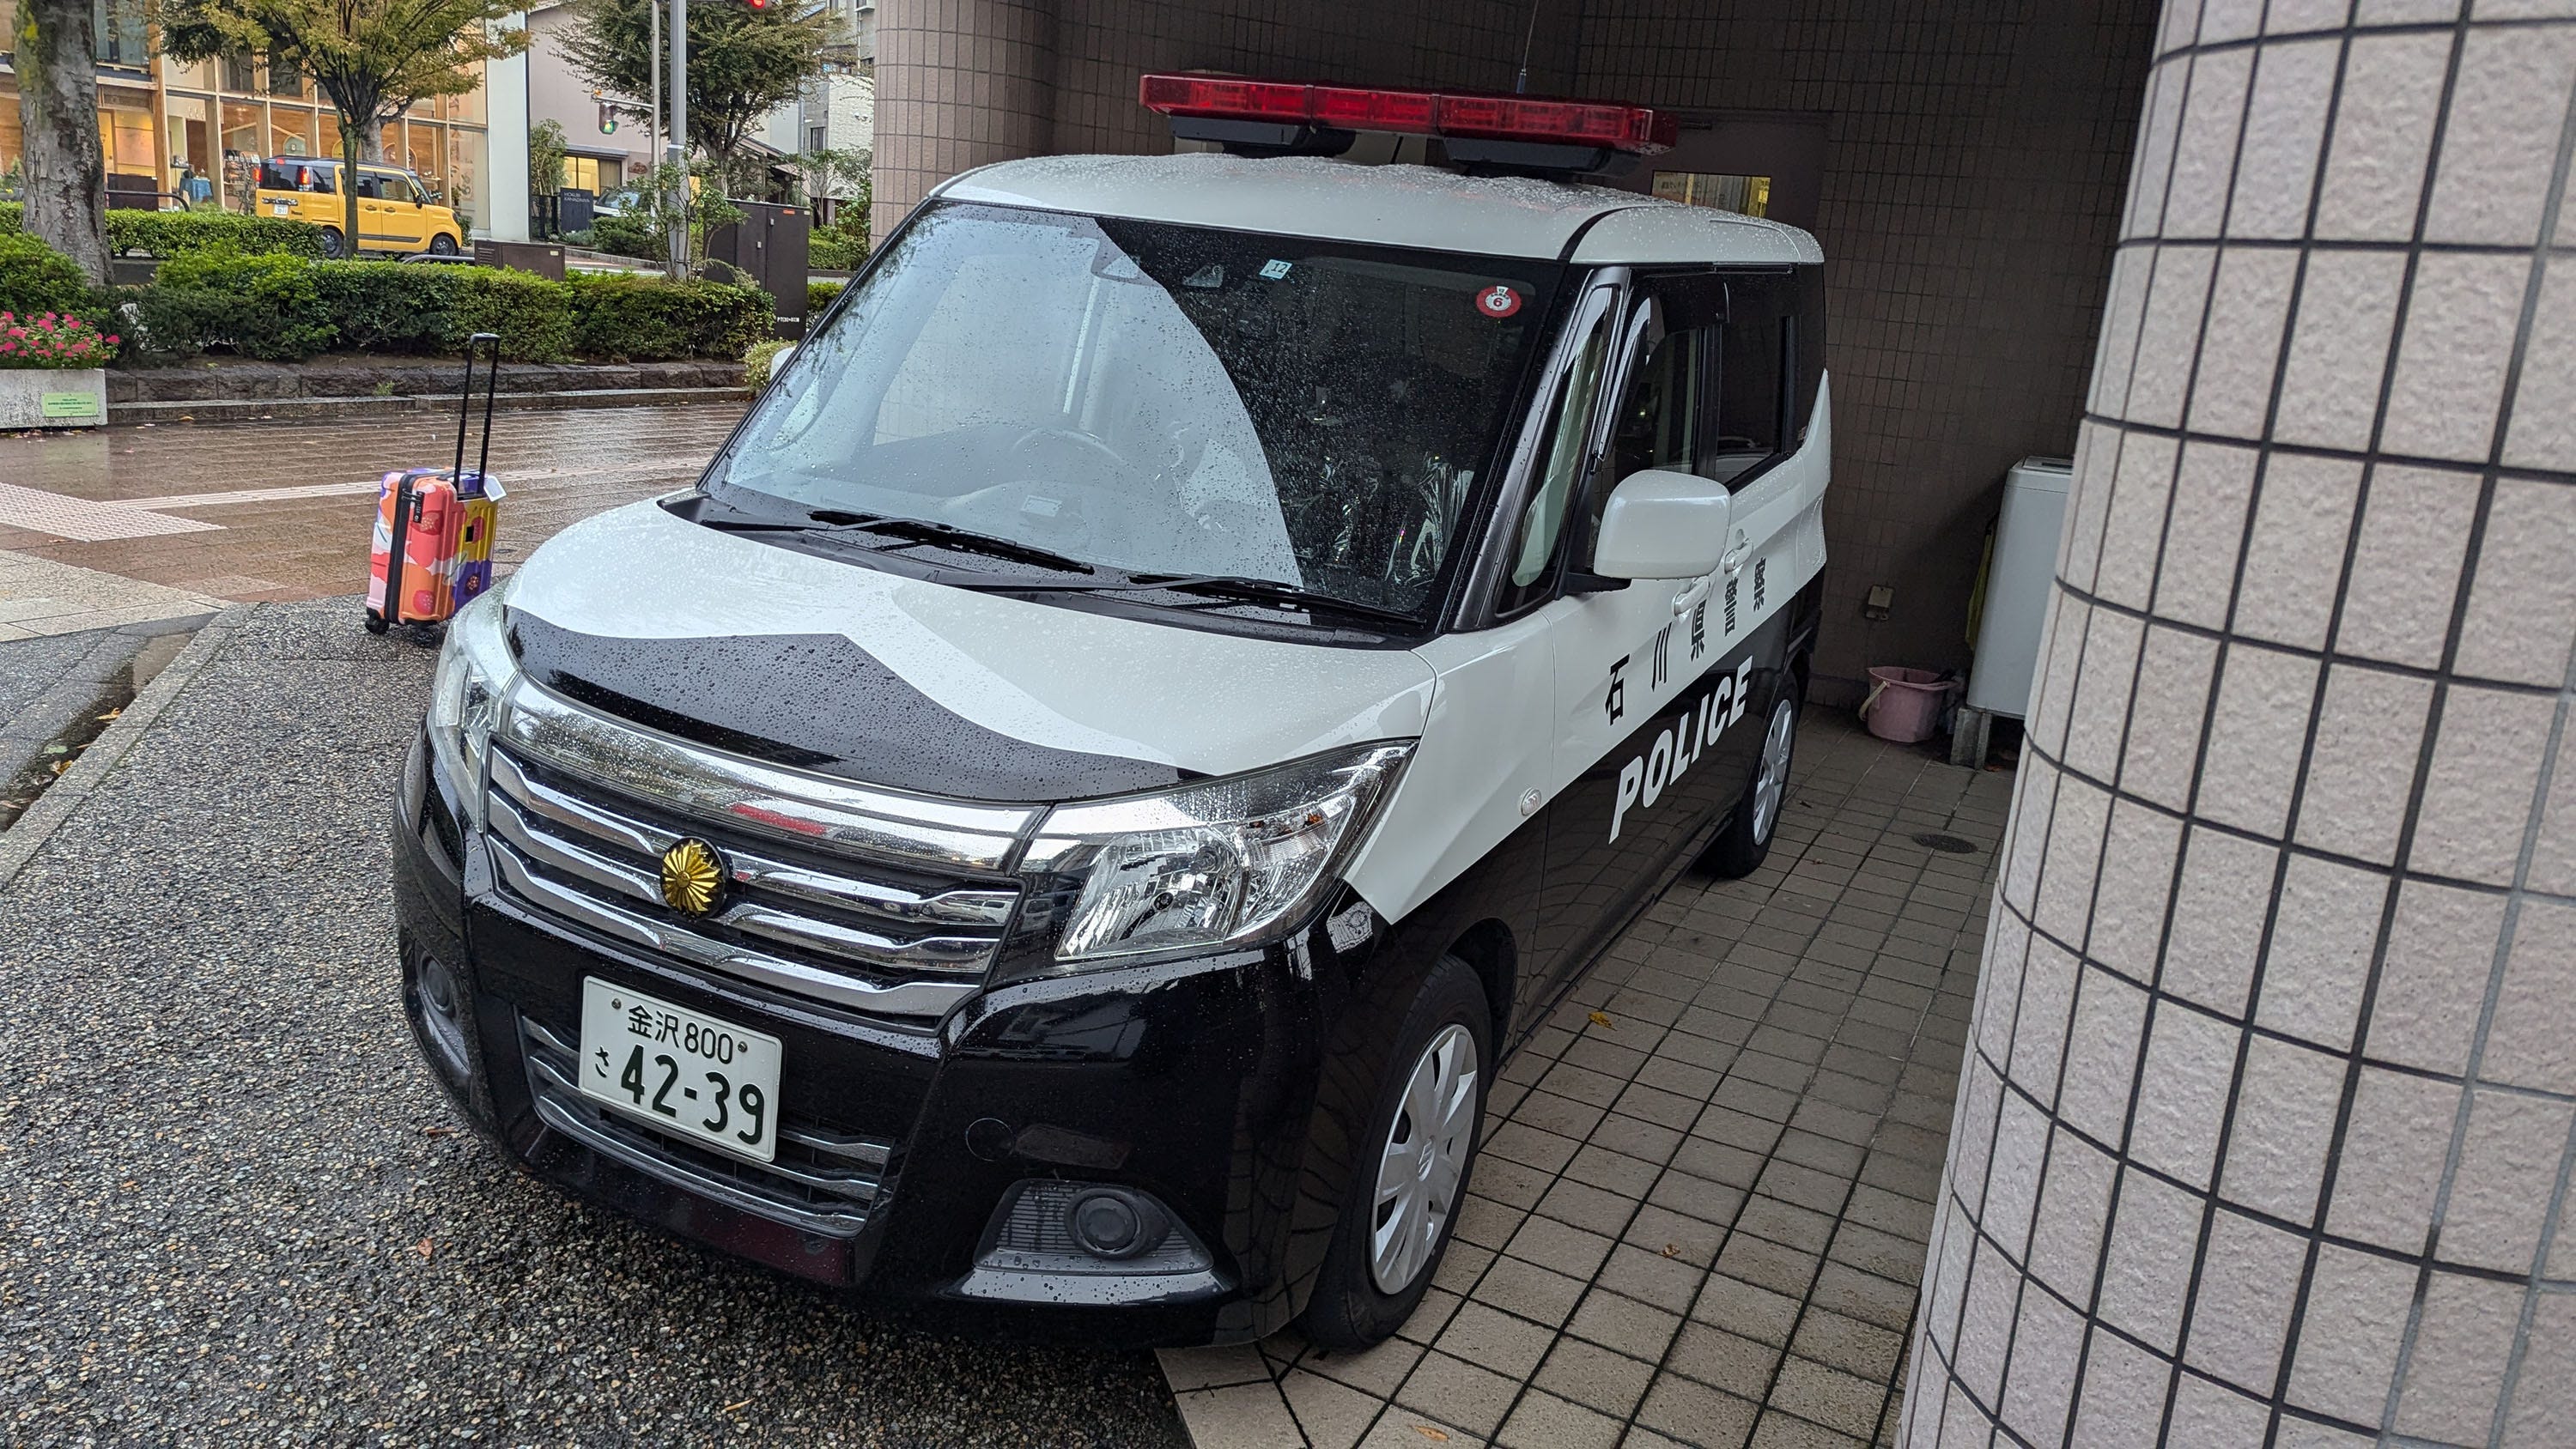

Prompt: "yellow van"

[253,157,465,258]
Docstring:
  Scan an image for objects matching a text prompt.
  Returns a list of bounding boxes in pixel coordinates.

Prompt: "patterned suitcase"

[367,331,507,633]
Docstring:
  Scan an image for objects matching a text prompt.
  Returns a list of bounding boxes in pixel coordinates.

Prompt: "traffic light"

[591,88,619,134]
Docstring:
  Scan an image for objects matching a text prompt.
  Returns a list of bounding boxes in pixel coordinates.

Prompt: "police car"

[394,75,1828,1349]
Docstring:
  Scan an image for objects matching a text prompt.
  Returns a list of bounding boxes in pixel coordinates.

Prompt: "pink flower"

[105,336,120,346]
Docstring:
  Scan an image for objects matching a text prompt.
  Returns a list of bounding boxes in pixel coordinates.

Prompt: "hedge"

[107,209,327,260]
[313,261,572,362]
[809,228,866,270]
[106,253,768,366]
[0,232,94,318]
[808,280,845,315]
[566,271,770,362]
[155,248,334,361]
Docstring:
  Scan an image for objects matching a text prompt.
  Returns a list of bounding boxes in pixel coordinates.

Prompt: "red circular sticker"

[1474,284,1523,318]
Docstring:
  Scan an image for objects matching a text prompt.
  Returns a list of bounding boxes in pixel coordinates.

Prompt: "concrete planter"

[0,367,108,429]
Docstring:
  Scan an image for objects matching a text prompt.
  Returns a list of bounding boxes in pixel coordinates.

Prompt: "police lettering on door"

[1610,658,1753,842]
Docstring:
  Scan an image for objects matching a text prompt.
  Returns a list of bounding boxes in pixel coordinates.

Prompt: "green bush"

[566,272,769,361]
[102,285,227,365]
[309,260,459,353]
[155,246,333,361]
[809,227,866,270]
[0,202,19,233]
[0,231,95,317]
[807,280,844,315]
[744,338,788,391]
[451,268,574,362]
[585,211,664,261]
[106,209,326,260]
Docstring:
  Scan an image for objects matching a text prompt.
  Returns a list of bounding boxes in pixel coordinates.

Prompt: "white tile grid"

[1163,711,2008,1448]
[1907,7,2576,1445]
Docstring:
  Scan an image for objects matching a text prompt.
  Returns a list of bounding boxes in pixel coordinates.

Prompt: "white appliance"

[1965,456,2072,718]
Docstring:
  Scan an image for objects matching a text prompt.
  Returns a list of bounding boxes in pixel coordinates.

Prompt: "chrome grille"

[484,682,1032,1020]
[519,1017,889,1237]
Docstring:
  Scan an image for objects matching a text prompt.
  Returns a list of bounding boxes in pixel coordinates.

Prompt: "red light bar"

[1139,74,1677,155]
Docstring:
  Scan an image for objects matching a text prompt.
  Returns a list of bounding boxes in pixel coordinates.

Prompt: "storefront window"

[93,0,149,69]
[271,108,315,159]
[268,56,304,99]
[1650,172,1772,218]
[450,84,485,126]
[447,128,484,232]
[223,52,259,92]
[221,100,263,208]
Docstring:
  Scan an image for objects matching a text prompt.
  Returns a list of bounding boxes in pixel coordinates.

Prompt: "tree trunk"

[15,0,111,283]
[340,118,363,255]
[354,115,385,164]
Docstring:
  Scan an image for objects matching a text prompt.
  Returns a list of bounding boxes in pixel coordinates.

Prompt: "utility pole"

[649,0,661,179]
[665,0,689,278]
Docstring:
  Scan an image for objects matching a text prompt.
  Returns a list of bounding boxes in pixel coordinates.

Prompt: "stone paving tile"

[0,405,741,603]
[1161,712,2009,1448]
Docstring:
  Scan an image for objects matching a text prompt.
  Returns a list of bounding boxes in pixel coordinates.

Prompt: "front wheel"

[319,227,347,259]
[1299,955,1490,1350]
[428,232,459,256]
[1705,674,1801,878]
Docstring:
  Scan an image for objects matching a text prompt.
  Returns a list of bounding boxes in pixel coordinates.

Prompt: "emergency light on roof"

[1138,74,1678,171]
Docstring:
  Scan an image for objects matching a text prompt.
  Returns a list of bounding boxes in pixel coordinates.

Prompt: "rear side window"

[1707,272,1789,483]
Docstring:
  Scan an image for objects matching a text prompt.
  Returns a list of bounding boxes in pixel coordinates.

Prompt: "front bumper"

[392,733,1384,1346]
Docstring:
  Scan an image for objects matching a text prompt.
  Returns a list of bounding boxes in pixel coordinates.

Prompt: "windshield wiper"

[1139,574,1423,627]
[694,505,1098,575]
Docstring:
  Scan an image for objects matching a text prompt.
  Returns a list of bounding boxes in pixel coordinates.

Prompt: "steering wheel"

[1010,425,1127,473]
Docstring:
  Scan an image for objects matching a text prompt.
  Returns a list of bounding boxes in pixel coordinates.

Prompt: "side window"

[1496,302,1615,611]
[1705,273,1789,484]
[1581,275,1723,561]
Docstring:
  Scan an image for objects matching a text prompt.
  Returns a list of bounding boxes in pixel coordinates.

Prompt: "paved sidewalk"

[0,404,742,615]
[1163,715,2005,1449]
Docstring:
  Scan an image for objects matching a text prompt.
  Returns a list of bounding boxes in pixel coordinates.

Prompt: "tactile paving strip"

[0,483,222,542]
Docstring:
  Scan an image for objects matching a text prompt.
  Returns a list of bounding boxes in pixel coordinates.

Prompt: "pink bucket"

[1861,667,1953,743]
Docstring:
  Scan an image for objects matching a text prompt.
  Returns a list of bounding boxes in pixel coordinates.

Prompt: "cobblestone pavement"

[1163,716,2004,1449]
[0,406,742,632]
[0,599,1187,1447]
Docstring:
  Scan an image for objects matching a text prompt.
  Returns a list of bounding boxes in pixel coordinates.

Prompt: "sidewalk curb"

[0,605,252,894]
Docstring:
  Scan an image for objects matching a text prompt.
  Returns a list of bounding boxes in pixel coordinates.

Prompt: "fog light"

[412,953,473,1080]
[1068,1186,1168,1260]
[975,1179,1209,1276]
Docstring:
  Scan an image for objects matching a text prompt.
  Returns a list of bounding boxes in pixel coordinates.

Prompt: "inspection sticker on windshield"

[1475,284,1523,318]
[1260,258,1293,280]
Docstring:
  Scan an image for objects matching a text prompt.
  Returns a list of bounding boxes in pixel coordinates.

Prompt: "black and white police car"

[395,75,1828,1349]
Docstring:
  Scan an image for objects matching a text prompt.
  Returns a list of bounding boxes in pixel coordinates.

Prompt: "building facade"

[0,0,494,227]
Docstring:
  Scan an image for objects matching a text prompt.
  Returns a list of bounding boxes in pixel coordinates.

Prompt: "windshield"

[710,203,1563,617]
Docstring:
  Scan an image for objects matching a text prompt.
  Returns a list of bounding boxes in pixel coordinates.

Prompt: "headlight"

[1024,743,1411,965]
[425,578,519,827]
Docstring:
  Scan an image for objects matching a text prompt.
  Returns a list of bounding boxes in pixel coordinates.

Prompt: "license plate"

[577,977,783,1163]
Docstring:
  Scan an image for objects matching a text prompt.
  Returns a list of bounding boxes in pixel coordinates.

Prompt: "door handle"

[1719,533,1752,579]
[1671,578,1710,616]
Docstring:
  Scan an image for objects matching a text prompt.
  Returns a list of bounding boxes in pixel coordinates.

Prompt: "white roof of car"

[937,152,1823,267]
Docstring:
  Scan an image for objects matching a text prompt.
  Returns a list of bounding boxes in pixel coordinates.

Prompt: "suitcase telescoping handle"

[453,330,501,489]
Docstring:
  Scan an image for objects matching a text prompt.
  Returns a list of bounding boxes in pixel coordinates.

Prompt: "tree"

[562,0,840,190]
[13,0,110,281]
[530,118,568,197]
[162,0,526,256]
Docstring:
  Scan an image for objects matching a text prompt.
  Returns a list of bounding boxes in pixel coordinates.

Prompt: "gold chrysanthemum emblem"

[659,838,726,916]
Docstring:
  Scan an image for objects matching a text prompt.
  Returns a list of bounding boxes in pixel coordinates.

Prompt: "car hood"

[500,500,1437,803]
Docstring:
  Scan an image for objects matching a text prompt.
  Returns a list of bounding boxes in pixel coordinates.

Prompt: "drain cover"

[1914,832,1978,854]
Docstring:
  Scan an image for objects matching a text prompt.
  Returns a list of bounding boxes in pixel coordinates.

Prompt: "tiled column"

[871,0,1059,242]
[1908,3,2576,1446]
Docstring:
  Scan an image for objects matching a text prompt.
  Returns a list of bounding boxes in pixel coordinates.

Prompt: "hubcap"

[1368,1023,1479,1294]
[1751,697,1796,845]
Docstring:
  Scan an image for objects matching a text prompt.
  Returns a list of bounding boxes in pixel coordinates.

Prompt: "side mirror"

[1591,469,1733,580]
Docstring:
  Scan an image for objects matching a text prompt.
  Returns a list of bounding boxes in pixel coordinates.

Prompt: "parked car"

[253,157,464,258]
[394,77,1828,1349]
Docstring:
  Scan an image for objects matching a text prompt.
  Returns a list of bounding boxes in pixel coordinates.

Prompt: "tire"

[428,232,459,256]
[1705,670,1803,879]
[1299,954,1491,1351]
[319,227,347,259]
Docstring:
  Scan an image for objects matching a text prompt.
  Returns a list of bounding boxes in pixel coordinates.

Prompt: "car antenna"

[1514,0,1542,93]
